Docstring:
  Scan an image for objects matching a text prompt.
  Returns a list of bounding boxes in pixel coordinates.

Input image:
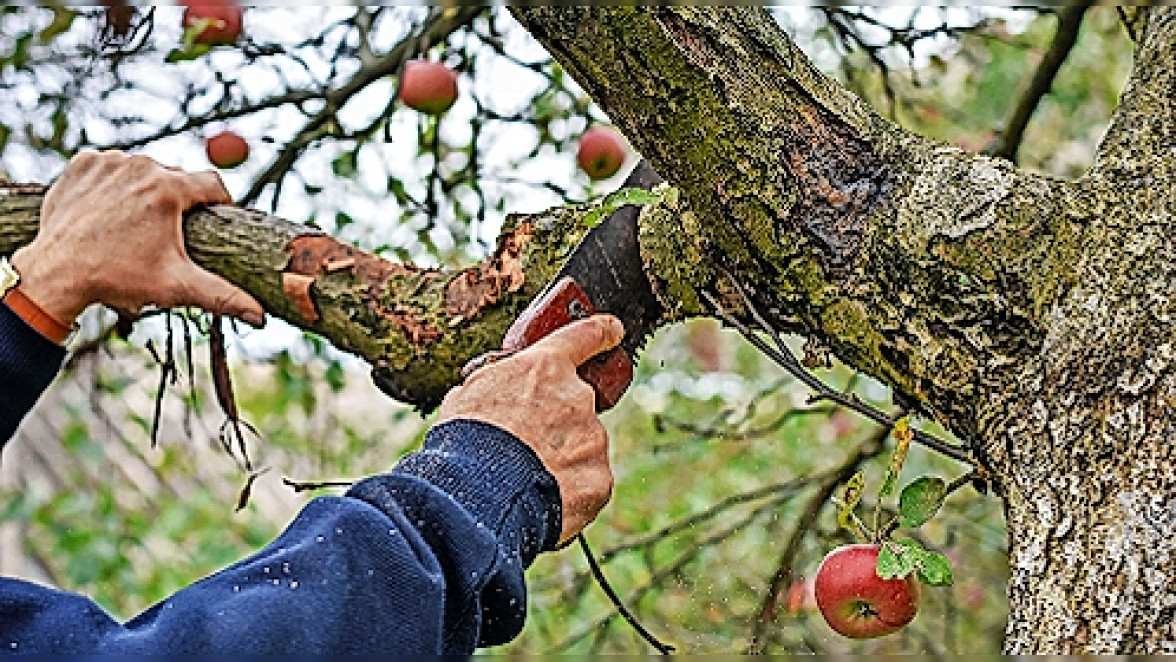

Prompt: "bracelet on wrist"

[1,256,76,345]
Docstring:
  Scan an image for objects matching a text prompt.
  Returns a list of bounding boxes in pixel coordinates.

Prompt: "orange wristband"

[3,286,73,344]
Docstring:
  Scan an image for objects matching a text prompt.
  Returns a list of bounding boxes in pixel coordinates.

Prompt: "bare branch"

[989,5,1089,163]
[239,7,486,208]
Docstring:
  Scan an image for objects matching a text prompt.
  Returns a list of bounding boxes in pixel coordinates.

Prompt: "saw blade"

[554,161,665,359]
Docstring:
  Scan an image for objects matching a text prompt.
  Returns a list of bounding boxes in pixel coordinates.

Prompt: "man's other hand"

[437,314,624,545]
[11,151,265,327]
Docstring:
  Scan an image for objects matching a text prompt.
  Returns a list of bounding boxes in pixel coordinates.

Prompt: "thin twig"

[578,535,675,655]
[282,477,356,493]
[701,271,973,466]
[989,5,1089,162]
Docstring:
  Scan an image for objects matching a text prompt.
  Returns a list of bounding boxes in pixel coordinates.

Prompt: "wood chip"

[324,257,357,272]
[281,272,319,323]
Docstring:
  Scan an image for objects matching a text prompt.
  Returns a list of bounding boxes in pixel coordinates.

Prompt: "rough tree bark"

[508,6,1175,653]
[1,6,1172,653]
[0,183,610,410]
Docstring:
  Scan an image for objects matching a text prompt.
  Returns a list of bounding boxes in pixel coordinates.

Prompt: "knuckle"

[97,149,127,164]
[583,319,609,348]
[127,153,157,171]
[572,378,596,403]
[71,150,99,166]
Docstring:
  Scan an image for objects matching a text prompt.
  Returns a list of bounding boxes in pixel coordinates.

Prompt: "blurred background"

[0,4,1134,654]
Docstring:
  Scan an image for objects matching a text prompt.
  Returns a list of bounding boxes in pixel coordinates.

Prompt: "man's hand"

[437,314,624,545]
[10,151,265,327]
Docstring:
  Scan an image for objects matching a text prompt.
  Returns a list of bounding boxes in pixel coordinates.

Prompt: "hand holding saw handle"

[460,276,634,411]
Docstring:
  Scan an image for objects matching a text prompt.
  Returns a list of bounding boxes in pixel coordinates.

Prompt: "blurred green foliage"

[0,5,1138,654]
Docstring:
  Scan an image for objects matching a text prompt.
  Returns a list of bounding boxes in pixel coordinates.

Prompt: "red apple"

[206,130,249,169]
[785,577,816,615]
[814,544,919,639]
[576,125,627,180]
[182,1,243,46]
[399,60,458,115]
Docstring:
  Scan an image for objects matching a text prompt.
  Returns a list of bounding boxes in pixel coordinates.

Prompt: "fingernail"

[243,311,266,328]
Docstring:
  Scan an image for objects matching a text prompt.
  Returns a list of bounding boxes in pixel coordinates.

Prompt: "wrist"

[8,245,87,333]
[9,246,89,329]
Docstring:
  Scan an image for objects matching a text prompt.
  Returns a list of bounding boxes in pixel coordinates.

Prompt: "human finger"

[177,169,233,207]
[529,314,624,368]
[168,265,266,328]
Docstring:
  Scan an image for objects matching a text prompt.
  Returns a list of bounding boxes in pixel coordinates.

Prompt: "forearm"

[0,420,561,654]
[0,302,65,445]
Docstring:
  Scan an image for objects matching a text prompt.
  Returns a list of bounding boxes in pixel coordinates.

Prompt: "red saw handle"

[464,276,632,411]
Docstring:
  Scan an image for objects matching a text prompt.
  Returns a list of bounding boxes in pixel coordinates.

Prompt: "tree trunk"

[511,6,1176,653]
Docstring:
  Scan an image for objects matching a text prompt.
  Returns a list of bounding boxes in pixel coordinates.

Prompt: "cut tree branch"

[0,181,611,411]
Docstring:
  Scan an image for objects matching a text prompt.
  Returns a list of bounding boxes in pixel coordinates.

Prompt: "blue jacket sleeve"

[1,418,563,654]
[0,302,66,444]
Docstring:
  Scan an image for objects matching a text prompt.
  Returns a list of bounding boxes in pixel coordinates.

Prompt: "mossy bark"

[512,6,1176,653]
[0,184,602,410]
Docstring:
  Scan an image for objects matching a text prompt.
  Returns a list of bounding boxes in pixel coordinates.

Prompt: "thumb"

[171,265,266,328]
[532,314,624,367]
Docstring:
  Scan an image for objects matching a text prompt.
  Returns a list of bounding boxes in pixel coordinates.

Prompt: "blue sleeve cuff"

[0,302,65,444]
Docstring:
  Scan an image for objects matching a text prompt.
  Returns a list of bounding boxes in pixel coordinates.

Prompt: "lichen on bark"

[513,5,1176,652]
[0,184,602,411]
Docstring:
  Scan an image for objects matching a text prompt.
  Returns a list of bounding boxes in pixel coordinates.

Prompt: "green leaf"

[331,151,358,178]
[387,177,413,207]
[916,550,955,587]
[835,470,866,533]
[877,540,919,580]
[165,44,212,63]
[898,475,947,528]
[325,360,346,393]
[582,187,664,229]
[880,418,913,498]
[603,187,662,208]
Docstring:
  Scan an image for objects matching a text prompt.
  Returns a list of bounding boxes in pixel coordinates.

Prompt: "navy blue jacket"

[0,304,562,654]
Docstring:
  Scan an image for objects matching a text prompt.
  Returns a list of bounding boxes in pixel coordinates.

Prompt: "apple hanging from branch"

[576,125,627,180]
[813,419,960,639]
[814,543,919,639]
[398,60,459,115]
[206,130,249,169]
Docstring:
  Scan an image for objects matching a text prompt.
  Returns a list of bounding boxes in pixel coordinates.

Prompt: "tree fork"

[512,6,1176,652]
